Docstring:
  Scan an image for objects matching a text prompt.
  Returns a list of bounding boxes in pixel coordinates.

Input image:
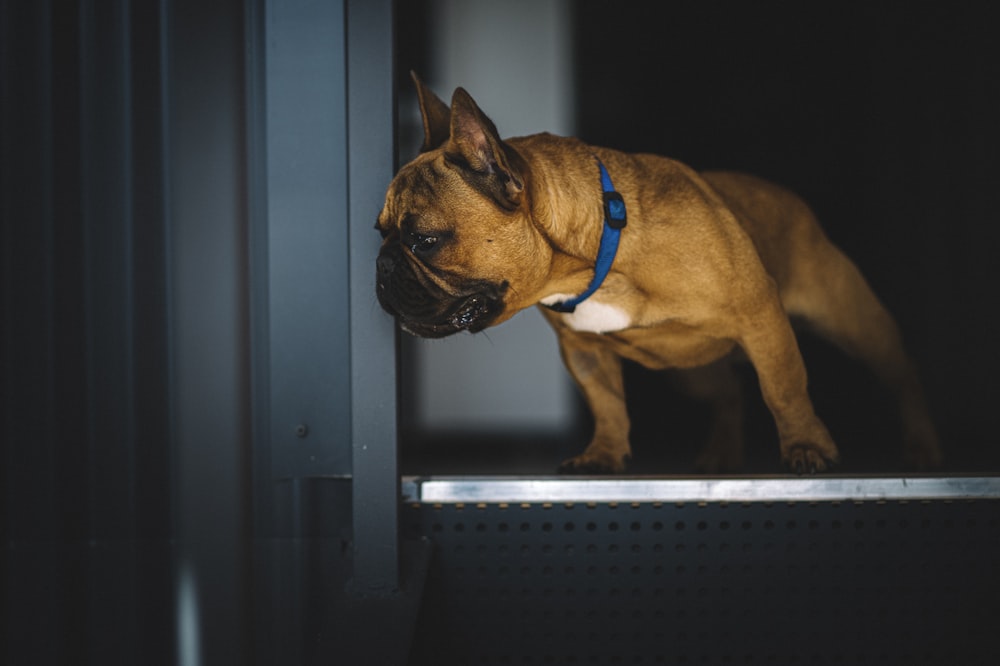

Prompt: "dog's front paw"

[559,448,630,475]
[782,442,839,475]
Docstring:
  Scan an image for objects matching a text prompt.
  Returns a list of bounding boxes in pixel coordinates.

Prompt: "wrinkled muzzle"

[375,244,507,338]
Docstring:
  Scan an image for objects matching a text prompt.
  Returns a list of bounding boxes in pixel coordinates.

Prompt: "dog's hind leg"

[675,359,747,472]
[784,244,943,469]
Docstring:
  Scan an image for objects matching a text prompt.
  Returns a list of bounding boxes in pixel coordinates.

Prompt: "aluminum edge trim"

[401,476,1000,504]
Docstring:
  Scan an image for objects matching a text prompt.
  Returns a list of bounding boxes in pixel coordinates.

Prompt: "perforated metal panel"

[403,478,1000,665]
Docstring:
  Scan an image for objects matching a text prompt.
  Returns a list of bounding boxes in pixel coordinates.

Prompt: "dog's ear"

[411,71,451,153]
[446,87,524,210]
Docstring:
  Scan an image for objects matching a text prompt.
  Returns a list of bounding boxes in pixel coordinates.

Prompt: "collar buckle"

[603,191,627,230]
[542,157,627,314]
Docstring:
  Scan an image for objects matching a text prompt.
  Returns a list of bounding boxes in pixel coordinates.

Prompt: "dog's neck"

[511,133,621,296]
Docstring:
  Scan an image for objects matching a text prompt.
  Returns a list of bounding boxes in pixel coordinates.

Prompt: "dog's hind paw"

[902,443,944,470]
[902,421,944,470]
[559,451,630,475]
[782,442,838,475]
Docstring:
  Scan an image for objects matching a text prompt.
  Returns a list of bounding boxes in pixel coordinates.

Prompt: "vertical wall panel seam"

[38,3,62,659]
[120,0,137,536]
[243,0,271,537]
[157,0,179,653]
[158,0,177,543]
[0,0,10,546]
[40,0,56,527]
[119,2,140,660]
[77,0,98,541]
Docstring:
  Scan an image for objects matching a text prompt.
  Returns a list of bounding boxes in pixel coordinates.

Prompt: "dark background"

[398,1,1000,474]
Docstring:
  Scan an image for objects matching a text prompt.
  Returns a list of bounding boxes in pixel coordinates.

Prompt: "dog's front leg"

[739,299,840,473]
[556,339,632,474]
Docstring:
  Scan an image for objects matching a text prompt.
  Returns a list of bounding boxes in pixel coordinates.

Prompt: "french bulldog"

[375,72,942,474]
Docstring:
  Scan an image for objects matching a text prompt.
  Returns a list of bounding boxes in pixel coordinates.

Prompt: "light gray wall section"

[413,0,575,433]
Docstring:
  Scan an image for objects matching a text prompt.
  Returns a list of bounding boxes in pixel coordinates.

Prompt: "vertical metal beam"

[261,0,351,482]
[347,0,399,593]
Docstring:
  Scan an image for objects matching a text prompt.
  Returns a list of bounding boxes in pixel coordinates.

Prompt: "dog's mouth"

[396,291,504,338]
[375,249,508,338]
[450,293,492,329]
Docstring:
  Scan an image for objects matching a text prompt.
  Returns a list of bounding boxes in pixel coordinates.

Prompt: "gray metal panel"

[2,2,175,663]
[263,0,351,478]
[406,492,1000,664]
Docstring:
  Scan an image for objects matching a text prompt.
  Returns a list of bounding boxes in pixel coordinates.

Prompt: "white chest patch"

[540,294,633,334]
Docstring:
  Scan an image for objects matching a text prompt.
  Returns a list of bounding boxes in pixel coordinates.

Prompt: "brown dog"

[376,73,942,473]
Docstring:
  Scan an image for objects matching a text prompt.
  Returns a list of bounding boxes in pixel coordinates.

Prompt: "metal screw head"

[294,424,309,438]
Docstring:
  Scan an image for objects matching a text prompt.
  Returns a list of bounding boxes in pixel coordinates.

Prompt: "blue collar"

[545,158,627,313]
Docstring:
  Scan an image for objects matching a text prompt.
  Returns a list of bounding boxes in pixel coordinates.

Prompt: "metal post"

[346,0,399,594]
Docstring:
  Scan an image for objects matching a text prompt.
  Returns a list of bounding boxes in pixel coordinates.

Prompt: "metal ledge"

[402,475,1000,504]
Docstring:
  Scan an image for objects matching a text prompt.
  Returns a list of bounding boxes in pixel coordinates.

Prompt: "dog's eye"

[409,233,439,254]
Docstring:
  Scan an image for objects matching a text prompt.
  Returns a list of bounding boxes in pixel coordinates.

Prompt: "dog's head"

[375,74,551,338]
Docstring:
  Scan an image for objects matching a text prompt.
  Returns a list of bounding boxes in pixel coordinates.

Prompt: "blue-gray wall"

[1,1,399,663]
